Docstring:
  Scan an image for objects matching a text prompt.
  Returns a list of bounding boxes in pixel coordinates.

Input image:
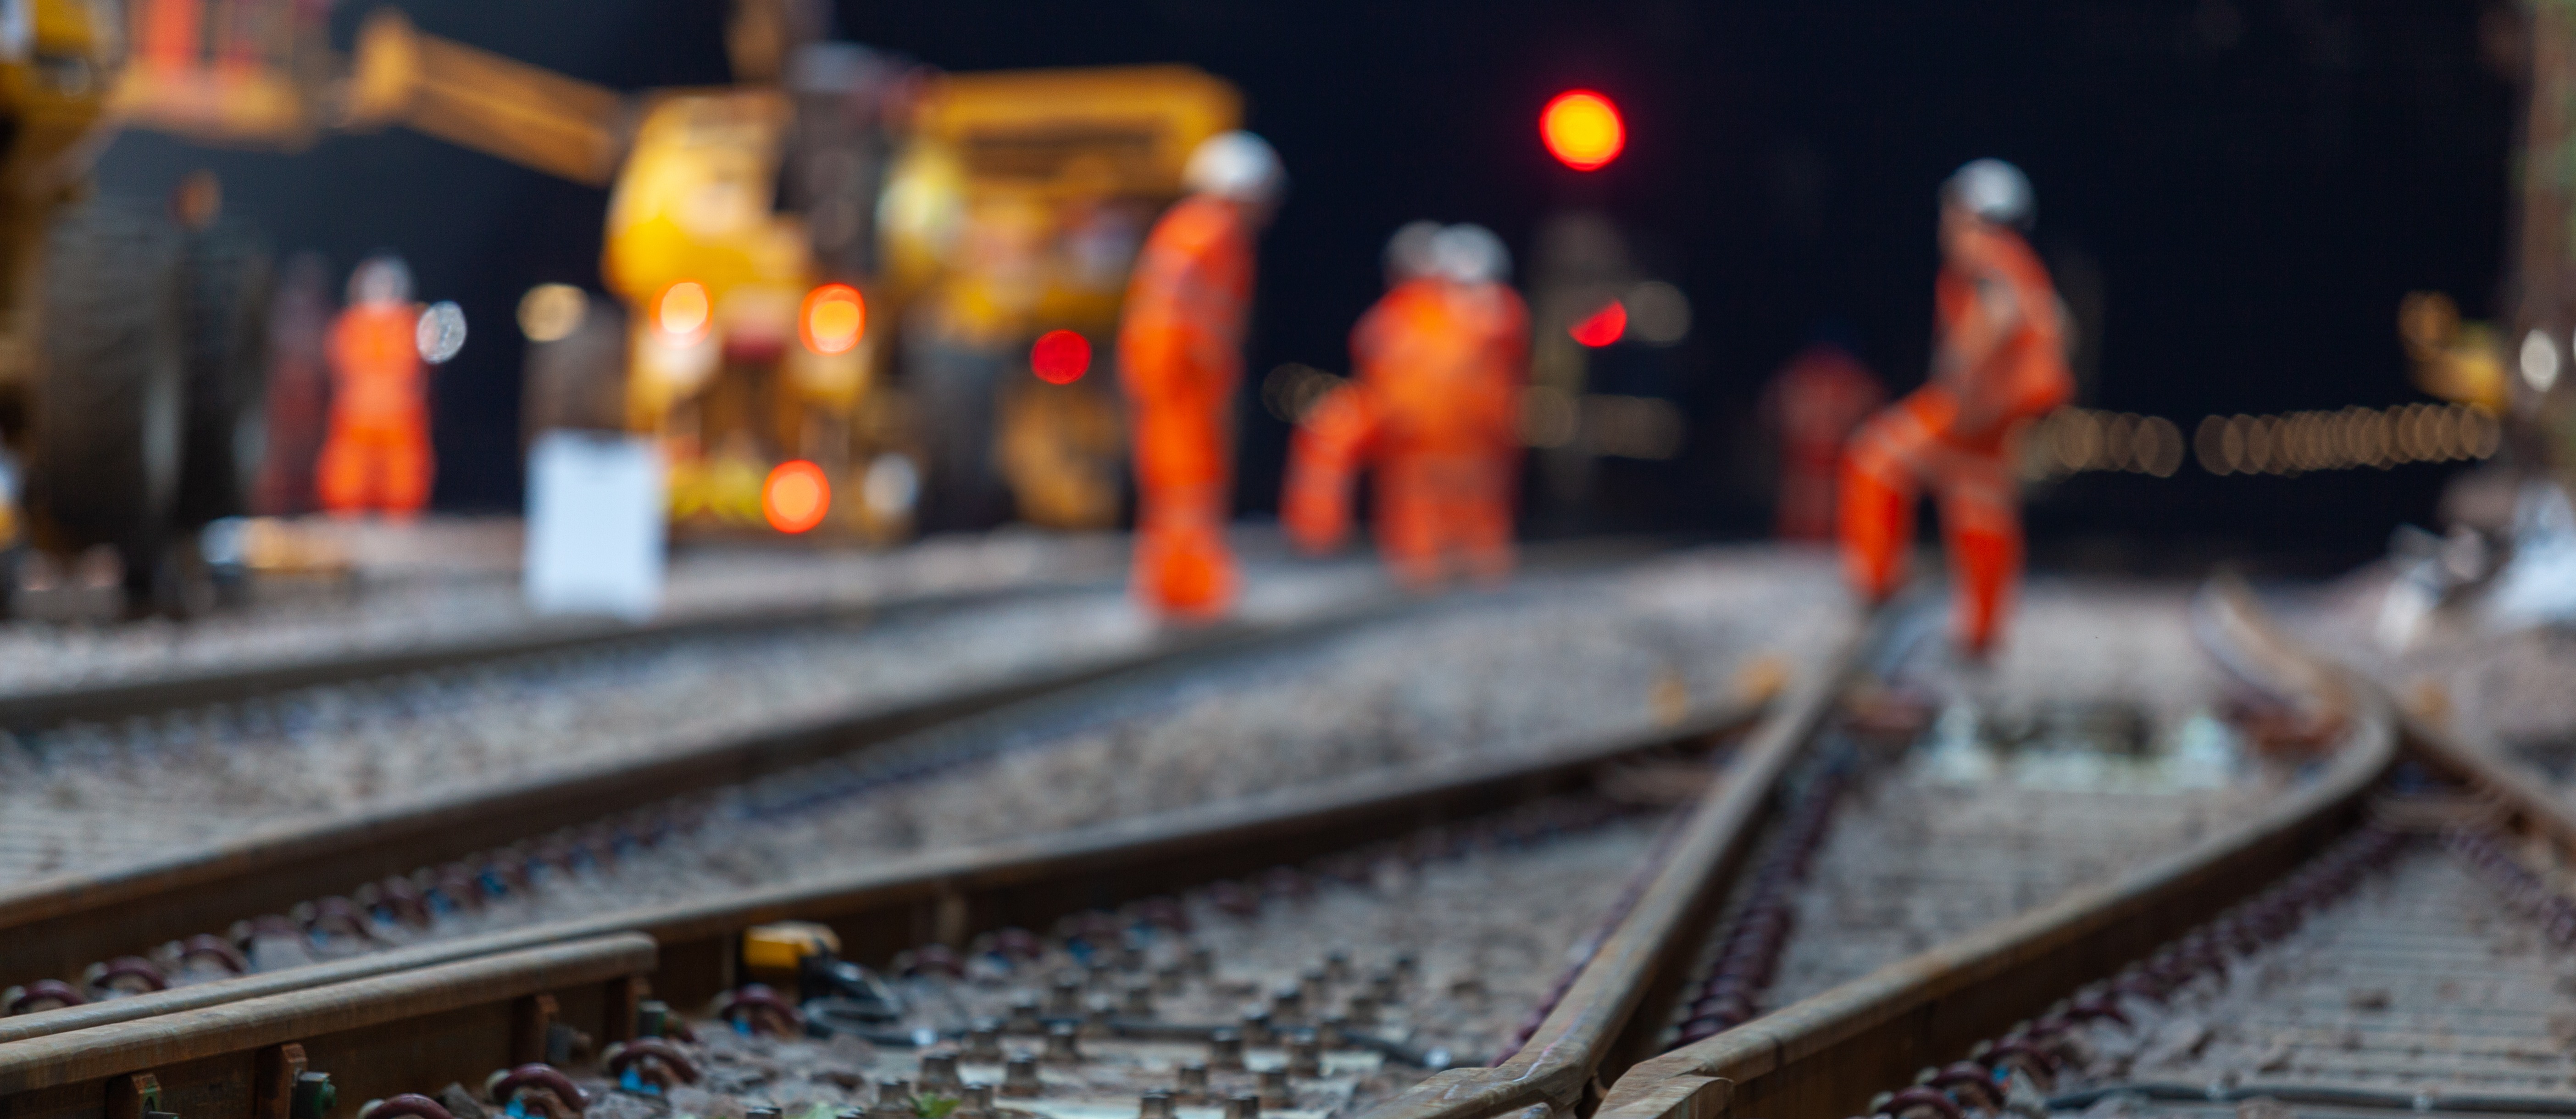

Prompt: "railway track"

[0,548,1838,1119]
[0,562,2354,1119]
[0,529,1147,720]
[0,562,1385,889]
[1580,581,2576,1119]
[0,562,1395,994]
[0,584,1028,735]
[1355,580,2330,1119]
[0,624,1816,1119]
[0,545,1800,1011]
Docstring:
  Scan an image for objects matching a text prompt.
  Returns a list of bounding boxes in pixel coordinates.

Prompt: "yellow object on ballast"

[742,921,840,980]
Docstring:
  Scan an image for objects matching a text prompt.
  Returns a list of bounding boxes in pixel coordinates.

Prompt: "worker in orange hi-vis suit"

[1840,159,2073,655]
[1284,223,1527,590]
[1117,131,1284,622]
[316,256,436,518]
[1763,339,1884,541]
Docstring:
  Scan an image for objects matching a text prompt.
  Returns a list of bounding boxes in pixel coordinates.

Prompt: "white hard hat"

[1943,158,2034,228]
[350,253,414,305]
[1384,221,1442,282]
[1183,131,1286,205]
[1430,223,1510,284]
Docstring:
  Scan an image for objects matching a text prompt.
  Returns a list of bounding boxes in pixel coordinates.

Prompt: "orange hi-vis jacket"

[317,302,433,516]
[1929,223,2072,449]
[1284,277,1528,588]
[1839,222,2071,653]
[1117,194,1257,620]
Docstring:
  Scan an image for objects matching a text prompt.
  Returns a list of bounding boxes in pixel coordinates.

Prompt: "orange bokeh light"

[1542,90,1625,171]
[801,284,866,355]
[655,281,711,341]
[1030,329,1092,384]
[763,460,831,534]
[1570,301,1628,347]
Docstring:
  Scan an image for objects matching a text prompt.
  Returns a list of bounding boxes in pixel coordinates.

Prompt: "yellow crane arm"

[343,8,630,188]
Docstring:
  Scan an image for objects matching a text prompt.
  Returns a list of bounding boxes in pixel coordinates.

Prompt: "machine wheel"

[173,218,275,529]
[29,199,188,603]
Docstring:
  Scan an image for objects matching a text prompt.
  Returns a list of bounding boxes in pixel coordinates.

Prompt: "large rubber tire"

[28,200,188,590]
[173,219,275,528]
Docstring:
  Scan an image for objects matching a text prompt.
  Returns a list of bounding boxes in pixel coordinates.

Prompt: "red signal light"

[1570,301,1627,347]
[763,460,831,534]
[655,281,711,341]
[1542,91,1625,171]
[800,284,866,355]
[1031,329,1092,384]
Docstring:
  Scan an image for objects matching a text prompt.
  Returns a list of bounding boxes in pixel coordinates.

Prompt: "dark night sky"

[96,0,2516,567]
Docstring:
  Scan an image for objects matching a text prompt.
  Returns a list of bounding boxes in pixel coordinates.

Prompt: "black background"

[96,0,2518,571]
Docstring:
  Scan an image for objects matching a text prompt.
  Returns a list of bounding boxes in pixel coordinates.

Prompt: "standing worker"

[1116,131,1283,622]
[1839,160,2072,655]
[317,255,446,518]
[1762,336,1884,541]
[1284,224,1528,589]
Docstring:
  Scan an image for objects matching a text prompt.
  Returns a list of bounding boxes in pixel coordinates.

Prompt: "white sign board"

[524,430,666,620]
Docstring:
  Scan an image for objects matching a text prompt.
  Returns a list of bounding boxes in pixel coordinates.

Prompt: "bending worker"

[1839,159,2072,655]
[317,255,437,518]
[1116,131,1284,621]
[1284,223,1527,589]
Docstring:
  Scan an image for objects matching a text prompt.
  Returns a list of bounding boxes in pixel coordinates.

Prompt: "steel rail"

[422,691,1786,1014]
[0,540,1677,994]
[0,657,1801,1119]
[0,585,1410,992]
[0,935,655,1119]
[0,579,1101,735]
[1,682,1778,1052]
[1348,607,1884,1119]
[1584,585,2484,1119]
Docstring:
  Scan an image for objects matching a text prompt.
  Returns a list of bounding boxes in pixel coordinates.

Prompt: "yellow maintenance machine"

[98,0,1239,543]
[881,65,1238,530]
[329,6,1238,540]
[0,0,283,613]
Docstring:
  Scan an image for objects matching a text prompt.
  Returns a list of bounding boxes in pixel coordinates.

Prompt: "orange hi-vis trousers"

[317,418,432,517]
[1120,195,1255,623]
[1838,385,2020,654]
[319,303,433,517]
[1128,397,1237,623]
